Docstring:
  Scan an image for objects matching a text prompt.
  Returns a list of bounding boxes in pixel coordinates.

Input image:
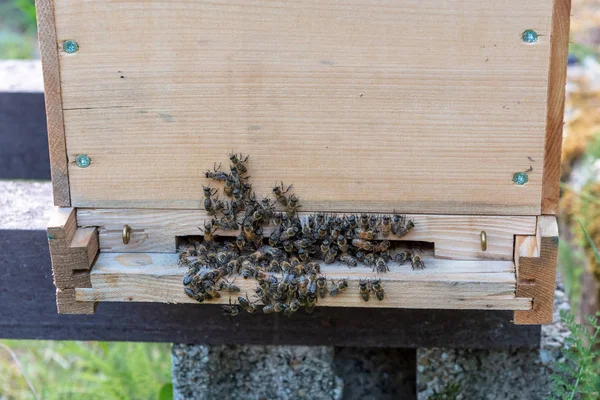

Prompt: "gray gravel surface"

[0,180,53,229]
[172,345,343,400]
[417,283,570,400]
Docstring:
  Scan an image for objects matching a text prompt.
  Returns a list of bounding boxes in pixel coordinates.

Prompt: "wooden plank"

[77,209,536,260]
[75,253,531,311]
[47,207,98,313]
[0,187,542,347]
[34,0,70,206]
[514,216,559,324]
[541,0,571,214]
[0,91,51,180]
[54,0,553,215]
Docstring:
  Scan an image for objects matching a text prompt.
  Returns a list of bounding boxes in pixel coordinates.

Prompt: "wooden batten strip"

[77,209,536,261]
[541,0,571,214]
[514,216,559,324]
[35,0,70,206]
[47,207,98,314]
[75,252,531,311]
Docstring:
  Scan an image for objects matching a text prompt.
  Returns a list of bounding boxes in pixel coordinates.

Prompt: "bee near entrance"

[175,153,438,317]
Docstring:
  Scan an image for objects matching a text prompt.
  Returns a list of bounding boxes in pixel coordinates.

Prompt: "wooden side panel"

[77,209,536,260]
[34,0,70,206]
[514,216,559,324]
[76,253,531,310]
[47,207,98,314]
[54,0,554,215]
[541,0,571,214]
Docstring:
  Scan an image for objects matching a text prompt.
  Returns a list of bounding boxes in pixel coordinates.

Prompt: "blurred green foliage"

[0,340,172,399]
[0,0,37,59]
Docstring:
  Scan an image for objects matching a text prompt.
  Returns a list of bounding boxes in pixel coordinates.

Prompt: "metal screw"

[480,231,487,251]
[513,172,529,185]
[122,225,131,245]
[75,154,91,168]
[521,30,538,44]
[63,40,79,54]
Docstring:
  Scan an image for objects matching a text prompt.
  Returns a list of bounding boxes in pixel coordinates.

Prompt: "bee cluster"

[179,153,425,316]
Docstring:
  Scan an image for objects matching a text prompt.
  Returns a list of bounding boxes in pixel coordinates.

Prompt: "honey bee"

[306,261,321,274]
[358,279,370,302]
[374,240,391,253]
[268,259,281,273]
[369,215,379,229]
[282,226,299,240]
[394,251,410,265]
[241,260,256,279]
[223,175,237,197]
[269,228,282,247]
[283,240,294,253]
[373,257,389,274]
[263,302,283,314]
[381,215,391,237]
[204,283,221,299]
[238,294,257,314]
[324,247,338,264]
[411,252,425,270]
[242,221,257,241]
[355,251,365,262]
[305,293,317,314]
[184,287,205,303]
[260,197,276,221]
[397,219,415,238]
[221,299,240,316]
[352,238,373,252]
[235,234,246,252]
[317,275,328,298]
[218,279,241,293]
[371,278,385,301]
[329,278,348,297]
[357,229,376,240]
[284,298,301,317]
[339,254,357,268]
[273,182,292,206]
[202,185,218,215]
[336,235,348,253]
[298,248,309,261]
[204,163,228,181]
[285,194,301,218]
[363,253,375,267]
[359,214,369,230]
[199,221,217,243]
[317,224,329,239]
[229,152,249,174]
[346,214,358,230]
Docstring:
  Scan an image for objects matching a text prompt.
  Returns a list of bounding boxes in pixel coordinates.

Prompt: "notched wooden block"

[48,207,99,313]
[56,288,97,314]
[513,216,559,325]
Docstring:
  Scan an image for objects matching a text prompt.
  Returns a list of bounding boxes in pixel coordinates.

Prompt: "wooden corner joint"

[47,207,98,314]
[513,216,559,325]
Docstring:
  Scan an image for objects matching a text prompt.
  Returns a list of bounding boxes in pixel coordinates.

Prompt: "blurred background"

[0,0,599,398]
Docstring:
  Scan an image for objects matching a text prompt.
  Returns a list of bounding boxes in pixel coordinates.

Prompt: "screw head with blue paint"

[513,172,529,185]
[521,30,538,44]
[63,39,79,54]
[76,154,91,168]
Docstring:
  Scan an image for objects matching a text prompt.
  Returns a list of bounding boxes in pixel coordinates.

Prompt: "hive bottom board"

[74,253,532,310]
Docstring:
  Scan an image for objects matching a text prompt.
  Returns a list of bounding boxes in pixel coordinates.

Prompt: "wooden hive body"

[38,0,570,324]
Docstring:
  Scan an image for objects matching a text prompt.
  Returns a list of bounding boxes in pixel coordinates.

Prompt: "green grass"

[551,223,600,400]
[0,340,172,400]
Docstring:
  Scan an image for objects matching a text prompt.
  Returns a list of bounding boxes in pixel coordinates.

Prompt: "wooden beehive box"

[38,0,569,324]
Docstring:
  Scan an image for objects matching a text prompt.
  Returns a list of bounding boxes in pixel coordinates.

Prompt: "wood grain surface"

[77,209,536,260]
[52,0,554,214]
[76,252,531,310]
[35,0,70,206]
